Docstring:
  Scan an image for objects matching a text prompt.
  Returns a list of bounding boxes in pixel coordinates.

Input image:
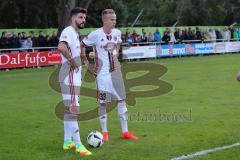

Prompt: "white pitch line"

[171,142,240,160]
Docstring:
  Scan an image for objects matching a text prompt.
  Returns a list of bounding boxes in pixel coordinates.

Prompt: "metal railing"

[0,38,240,53]
[0,47,58,53]
[122,38,240,46]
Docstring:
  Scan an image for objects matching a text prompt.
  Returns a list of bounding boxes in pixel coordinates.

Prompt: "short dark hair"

[70,7,87,17]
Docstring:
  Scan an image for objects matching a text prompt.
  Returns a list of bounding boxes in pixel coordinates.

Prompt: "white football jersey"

[59,26,82,85]
[59,26,81,64]
[82,28,122,75]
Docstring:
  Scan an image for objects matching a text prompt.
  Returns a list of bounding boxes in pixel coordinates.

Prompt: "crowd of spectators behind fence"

[0,31,58,52]
[0,27,240,53]
[124,26,240,45]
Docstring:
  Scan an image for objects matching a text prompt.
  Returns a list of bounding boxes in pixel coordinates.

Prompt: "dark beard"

[76,22,85,29]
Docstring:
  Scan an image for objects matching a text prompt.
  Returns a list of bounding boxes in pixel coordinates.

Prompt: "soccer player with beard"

[57,7,92,156]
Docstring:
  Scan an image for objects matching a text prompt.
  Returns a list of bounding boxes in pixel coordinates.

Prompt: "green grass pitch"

[0,54,240,160]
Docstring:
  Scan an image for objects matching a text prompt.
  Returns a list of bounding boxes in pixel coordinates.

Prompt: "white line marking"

[171,142,240,160]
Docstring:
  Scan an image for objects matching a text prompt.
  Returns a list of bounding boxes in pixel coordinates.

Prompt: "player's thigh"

[96,75,112,103]
[59,82,80,106]
[111,69,126,100]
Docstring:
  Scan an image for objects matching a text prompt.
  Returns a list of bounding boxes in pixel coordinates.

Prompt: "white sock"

[64,120,72,141]
[71,121,82,146]
[117,101,128,133]
[98,104,108,132]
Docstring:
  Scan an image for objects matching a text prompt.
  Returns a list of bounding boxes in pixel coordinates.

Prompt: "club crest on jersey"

[103,42,116,51]
[101,38,104,42]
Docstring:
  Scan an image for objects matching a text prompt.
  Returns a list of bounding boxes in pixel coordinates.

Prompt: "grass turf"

[0,54,240,160]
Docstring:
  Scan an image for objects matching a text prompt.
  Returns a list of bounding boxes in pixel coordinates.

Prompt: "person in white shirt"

[57,7,92,156]
[81,9,138,141]
[222,27,231,41]
[208,29,217,41]
[22,37,33,49]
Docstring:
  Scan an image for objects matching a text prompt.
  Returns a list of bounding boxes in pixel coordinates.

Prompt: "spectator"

[130,30,138,43]
[192,30,197,40]
[135,35,142,43]
[153,28,162,43]
[162,31,171,44]
[140,32,148,43]
[49,31,59,47]
[174,28,181,43]
[229,27,234,39]
[9,32,20,49]
[181,29,188,41]
[188,29,196,40]
[0,32,10,51]
[22,37,33,50]
[125,32,133,44]
[222,27,231,41]
[215,29,223,40]
[38,31,48,51]
[125,28,130,35]
[208,29,216,41]
[237,27,240,38]
[22,32,27,40]
[18,32,25,48]
[147,32,155,42]
[196,27,203,40]
[124,28,130,42]
[29,31,38,47]
[169,29,176,43]
[186,27,192,40]
[203,29,210,41]
[233,28,239,40]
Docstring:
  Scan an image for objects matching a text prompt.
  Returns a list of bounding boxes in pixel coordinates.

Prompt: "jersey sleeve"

[59,28,73,46]
[82,31,97,46]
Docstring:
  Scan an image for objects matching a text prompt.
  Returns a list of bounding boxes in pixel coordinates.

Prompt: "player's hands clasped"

[68,58,79,71]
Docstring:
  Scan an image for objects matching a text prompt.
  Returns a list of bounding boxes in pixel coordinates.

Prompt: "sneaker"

[63,140,76,150]
[121,131,138,140]
[103,132,109,141]
[76,144,92,156]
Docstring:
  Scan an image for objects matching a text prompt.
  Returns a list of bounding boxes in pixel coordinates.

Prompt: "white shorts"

[60,82,80,107]
[96,69,126,103]
[59,63,82,107]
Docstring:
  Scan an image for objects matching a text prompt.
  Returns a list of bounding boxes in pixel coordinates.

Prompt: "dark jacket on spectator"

[38,35,48,47]
[162,32,171,44]
[216,30,223,39]
[0,37,10,49]
[174,30,181,42]
[9,36,20,48]
[196,30,203,40]
[31,37,38,47]
[49,35,59,47]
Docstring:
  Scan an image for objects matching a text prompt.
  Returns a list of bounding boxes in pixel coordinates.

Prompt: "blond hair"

[102,9,115,17]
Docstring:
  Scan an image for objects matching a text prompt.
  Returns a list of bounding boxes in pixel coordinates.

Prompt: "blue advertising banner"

[194,43,214,54]
[156,43,214,58]
[156,44,186,57]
